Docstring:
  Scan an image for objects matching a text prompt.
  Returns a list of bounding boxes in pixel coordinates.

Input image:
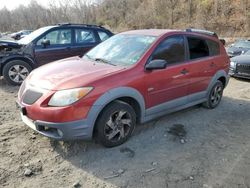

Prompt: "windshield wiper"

[94,58,116,66]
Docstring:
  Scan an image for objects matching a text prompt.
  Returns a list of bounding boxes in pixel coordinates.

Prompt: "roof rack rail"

[56,23,105,29]
[185,28,218,38]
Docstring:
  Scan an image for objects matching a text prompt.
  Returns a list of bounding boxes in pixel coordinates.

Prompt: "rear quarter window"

[206,39,220,56]
[97,31,110,41]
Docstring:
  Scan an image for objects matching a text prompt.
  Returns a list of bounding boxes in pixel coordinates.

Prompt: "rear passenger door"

[185,36,219,96]
[71,28,99,57]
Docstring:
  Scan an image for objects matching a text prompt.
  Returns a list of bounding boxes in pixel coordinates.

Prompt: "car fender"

[1,55,35,72]
[85,87,146,137]
[206,70,229,97]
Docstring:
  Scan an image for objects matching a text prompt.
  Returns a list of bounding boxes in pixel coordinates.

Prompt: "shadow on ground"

[0,77,19,93]
[50,96,250,187]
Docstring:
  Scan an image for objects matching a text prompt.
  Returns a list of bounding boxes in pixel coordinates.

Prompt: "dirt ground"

[0,77,250,188]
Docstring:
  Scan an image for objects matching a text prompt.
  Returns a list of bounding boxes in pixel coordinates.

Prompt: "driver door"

[34,28,74,66]
[144,35,189,113]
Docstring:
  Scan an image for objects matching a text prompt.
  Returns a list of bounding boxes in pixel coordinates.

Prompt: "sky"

[0,0,51,10]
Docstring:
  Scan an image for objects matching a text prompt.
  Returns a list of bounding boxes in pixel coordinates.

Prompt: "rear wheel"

[95,100,136,147]
[203,80,224,109]
[3,60,32,85]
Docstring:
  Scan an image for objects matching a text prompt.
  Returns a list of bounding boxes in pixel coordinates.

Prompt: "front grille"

[236,64,250,75]
[23,89,43,105]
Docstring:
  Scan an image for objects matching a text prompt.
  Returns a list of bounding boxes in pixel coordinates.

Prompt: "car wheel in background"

[3,60,32,86]
[95,100,136,147]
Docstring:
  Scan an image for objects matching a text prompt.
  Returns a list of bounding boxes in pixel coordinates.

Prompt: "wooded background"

[0,0,249,36]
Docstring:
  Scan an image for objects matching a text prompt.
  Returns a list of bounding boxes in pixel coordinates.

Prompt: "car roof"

[120,29,180,37]
[55,23,109,31]
[119,29,221,42]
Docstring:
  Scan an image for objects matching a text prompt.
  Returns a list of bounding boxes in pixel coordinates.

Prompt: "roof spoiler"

[219,39,226,46]
[185,28,218,38]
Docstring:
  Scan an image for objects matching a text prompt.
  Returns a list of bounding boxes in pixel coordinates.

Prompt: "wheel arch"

[217,76,226,88]
[86,87,146,138]
[206,70,229,97]
[1,56,35,74]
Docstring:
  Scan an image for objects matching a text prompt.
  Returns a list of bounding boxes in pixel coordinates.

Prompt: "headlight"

[48,87,93,107]
[230,61,236,69]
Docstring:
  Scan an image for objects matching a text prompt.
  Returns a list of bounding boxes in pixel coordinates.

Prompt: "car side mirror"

[41,39,50,48]
[145,59,168,71]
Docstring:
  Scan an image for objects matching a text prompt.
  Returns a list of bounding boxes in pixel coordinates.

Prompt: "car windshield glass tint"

[233,41,250,48]
[18,26,54,45]
[84,34,156,66]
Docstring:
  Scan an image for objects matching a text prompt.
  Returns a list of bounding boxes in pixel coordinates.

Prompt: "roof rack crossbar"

[186,28,218,38]
[57,23,104,29]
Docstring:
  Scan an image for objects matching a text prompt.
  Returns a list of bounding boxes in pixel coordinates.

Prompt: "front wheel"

[95,100,136,147]
[3,60,32,85]
[203,80,224,109]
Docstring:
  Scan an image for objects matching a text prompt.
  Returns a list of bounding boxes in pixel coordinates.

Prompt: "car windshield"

[233,40,250,48]
[84,34,156,66]
[18,26,54,45]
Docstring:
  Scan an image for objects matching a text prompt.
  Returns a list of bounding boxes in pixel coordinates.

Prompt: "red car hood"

[27,56,125,90]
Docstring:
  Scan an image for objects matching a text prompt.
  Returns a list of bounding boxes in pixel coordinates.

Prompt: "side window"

[151,36,185,64]
[206,39,220,56]
[97,31,110,41]
[75,29,96,44]
[187,37,209,60]
[37,29,72,45]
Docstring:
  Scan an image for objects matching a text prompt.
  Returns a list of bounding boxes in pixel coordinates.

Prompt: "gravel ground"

[0,77,250,188]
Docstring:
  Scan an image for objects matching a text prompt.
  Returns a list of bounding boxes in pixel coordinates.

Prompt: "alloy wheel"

[104,110,132,142]
[210,84,223,106]
[8,65,29,84]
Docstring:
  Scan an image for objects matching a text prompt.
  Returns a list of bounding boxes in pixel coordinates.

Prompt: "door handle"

[180,69,189,75]
[210,62,216,67]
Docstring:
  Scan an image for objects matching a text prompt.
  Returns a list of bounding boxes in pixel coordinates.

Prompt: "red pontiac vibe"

[17,29,230,147]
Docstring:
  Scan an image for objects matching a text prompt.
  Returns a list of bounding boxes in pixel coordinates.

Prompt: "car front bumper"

[229,68,250,79]
[20,112,93,140]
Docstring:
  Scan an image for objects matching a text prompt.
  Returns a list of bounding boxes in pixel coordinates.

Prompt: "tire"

[3,60,32,86]
[95,100,136,147]
[203,80,224,109]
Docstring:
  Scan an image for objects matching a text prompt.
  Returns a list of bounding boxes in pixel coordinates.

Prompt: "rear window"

[187,37,209,60]
[206,39,220,56]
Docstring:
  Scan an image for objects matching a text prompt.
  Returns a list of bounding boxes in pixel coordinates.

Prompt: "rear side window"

[75,29,96,44]
[151,36,185,64]
[187,37,209,60]
[206,39,220,56]
[97,31,110,41]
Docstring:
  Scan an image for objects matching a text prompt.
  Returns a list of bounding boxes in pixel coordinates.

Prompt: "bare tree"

[0,0,249,37]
